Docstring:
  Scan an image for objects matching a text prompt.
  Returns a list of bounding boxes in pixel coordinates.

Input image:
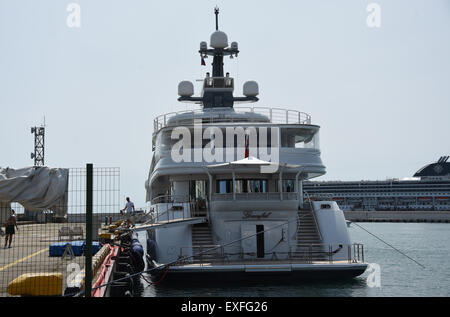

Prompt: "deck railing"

[149,192,298,223]
[153,106,312,132]
[149,195,208,224]
[176,243,365,266]
[303,190,323,241]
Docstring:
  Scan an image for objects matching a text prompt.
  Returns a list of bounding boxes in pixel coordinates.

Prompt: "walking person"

[4,210,18,249]
[121,197,135,228]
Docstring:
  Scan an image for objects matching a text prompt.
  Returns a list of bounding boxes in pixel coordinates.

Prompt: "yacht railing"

[149,195,208,223]
[176,243,365,266]
[151,194,189,204]
[150,192,298,222]
[304,192,334,201]
[303,190,323,242]
[153,106,312,132]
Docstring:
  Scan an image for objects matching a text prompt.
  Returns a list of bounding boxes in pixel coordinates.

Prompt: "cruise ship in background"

[304,156,450,211]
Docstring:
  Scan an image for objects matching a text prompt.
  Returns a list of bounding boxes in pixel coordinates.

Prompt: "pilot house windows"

[216,179,268,193]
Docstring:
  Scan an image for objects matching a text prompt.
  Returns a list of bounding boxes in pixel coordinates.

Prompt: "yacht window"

[236,179,268,193]
[280,128,319,149]
[296,132,320,149]
[284,180,295,192]
[216,180,233,193]
[216,179,268,193]
[275,179,296,192]
[190,180,207,200]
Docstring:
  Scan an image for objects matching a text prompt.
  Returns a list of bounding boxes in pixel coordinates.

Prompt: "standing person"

[121,197,135,227]
[4,210,18,248]
[10,209,17,222]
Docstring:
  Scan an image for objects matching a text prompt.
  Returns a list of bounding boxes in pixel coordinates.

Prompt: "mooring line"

[351,222,426,269]
[65,214,310,296]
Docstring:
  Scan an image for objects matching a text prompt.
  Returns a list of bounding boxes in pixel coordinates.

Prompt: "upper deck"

[153,106,312,134]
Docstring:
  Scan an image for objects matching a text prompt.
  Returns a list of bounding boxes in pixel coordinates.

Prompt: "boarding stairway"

[191,223,219,262]
[293,207,326,261]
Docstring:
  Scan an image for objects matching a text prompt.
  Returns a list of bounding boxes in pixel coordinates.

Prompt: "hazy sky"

[1,0,449,208]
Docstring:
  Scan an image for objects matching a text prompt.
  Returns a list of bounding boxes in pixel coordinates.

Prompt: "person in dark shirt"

[4,210,18,248]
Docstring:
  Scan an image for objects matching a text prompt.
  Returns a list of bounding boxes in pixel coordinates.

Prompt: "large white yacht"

[139,8,367,282]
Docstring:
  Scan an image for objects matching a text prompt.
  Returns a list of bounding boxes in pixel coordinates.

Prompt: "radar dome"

[210,31,228,49]
[178,81,194,97]
[243,81,259,97]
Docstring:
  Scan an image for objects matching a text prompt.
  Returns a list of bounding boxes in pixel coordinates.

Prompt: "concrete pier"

[0,223,86,297]
[344,210,450,223]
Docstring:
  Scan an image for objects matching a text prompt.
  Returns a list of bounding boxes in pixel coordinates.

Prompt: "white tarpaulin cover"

[0,166,69,216]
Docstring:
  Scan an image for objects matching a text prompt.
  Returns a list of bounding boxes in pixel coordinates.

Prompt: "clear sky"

[1,0,449,208]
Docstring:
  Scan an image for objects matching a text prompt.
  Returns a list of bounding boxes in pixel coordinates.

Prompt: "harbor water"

[136,223,450,297]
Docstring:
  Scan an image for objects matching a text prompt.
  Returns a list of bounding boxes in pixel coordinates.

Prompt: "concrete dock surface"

[0,223,86,297]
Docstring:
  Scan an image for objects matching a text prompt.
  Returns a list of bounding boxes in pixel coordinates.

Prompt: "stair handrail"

[303,190,323,242]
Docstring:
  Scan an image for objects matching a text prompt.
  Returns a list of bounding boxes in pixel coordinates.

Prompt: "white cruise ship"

[304,156,450,212]
[137,8,368,283]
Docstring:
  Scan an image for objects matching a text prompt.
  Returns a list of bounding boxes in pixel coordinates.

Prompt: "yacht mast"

[177,7,259,108]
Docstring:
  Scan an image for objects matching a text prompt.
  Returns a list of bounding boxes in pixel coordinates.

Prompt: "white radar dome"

[243,81,259,97]
[210,31,228,49]
[178,81,194,97]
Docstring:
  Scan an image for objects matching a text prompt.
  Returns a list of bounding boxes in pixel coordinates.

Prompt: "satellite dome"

[200,41,207,50]
[210,31,228,49]
[243,81,259,97]
[178,81,194,97]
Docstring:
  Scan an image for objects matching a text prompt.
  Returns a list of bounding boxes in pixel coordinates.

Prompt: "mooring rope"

[65,213,313,297]
[351,222,426,269]
[68,211,389,296]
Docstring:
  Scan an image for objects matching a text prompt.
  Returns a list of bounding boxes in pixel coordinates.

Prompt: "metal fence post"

[85,163,93,297]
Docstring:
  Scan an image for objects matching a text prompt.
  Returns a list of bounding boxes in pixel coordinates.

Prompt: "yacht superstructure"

[139,8,367,282]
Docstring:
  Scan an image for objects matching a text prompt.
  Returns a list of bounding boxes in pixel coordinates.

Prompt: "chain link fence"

[0,167,121,297]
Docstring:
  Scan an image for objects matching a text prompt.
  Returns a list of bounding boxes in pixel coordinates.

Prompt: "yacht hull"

[147,262,368,284]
